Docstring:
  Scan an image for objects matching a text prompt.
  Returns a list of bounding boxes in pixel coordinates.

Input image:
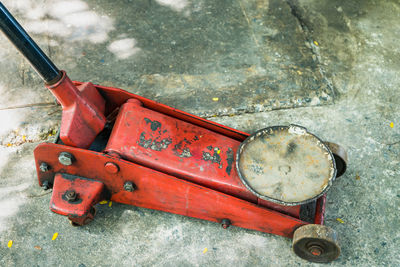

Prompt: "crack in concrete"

[285,0,336,100]
[0,102,57,111]
[203,101,333,119]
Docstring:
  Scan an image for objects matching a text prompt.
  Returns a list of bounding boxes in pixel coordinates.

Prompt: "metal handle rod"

[0,2,61,84]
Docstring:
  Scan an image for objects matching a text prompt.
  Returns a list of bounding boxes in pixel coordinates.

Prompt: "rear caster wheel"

[293,224,340,263]
[68,207,97,226]
[325,142,348,178]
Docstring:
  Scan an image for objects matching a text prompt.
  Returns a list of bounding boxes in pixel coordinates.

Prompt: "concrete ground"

[0,0,399,266]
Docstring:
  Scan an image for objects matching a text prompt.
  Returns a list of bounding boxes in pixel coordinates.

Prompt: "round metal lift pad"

[236,125,336,206]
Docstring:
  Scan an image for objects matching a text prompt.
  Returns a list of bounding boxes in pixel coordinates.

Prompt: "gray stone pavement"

[0,0,399,266]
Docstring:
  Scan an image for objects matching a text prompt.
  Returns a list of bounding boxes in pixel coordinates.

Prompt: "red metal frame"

[35,143,308,237]
[34,80,326,237]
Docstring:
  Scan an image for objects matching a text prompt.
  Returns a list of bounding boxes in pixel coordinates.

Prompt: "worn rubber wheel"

[68,207,97,226]
[293,224,340,263]
[325,142,348,178]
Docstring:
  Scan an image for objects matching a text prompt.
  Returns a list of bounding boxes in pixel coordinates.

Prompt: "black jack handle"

[0,2,61,84]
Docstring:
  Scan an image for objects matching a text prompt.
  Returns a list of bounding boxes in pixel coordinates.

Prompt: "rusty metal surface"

[237,125,336,206]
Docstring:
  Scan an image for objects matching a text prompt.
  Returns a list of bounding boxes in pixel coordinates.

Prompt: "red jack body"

[35,80,328,235]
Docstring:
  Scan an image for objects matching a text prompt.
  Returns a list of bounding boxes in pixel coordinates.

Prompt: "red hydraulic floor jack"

[0,3,348,263]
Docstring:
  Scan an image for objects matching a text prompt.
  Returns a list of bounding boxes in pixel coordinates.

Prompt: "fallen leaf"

[7,240,13,248]
[22,135,26,142]
[212,97,219,102]
[203,247,208,254]
[6,143,12,147]
[355,174,360,180]
[99,200,108,205]
[390,122,394,128]
[52,232,58,241]
[34,245,42,250]
[217,150,221,154]
[336,218,344,224]
[313,40,319,46]
[109,201,112,207]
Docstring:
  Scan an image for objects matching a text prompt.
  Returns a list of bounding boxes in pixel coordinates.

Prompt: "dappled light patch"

[156,0,189,12]
[107,38,141,59]
[4,0,114,44]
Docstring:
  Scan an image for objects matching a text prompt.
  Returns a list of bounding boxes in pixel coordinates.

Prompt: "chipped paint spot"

[179,148,192,158]
[138,132,152,148]
[173,138,193,158]
[225,148,234,175]
[138,132,172,151]
[144,118,162,132]
[202,147,223,168]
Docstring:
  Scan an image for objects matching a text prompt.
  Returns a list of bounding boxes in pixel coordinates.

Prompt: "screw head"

[65,190,77,202]
[58,152,74,166]
[221,218,231,229]
[105,162,119,174]
[123,181,135,192]
[39,162,50,172]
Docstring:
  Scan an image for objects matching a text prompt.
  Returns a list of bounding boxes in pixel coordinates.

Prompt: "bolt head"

[39,162,50,172]
[309,245,323,256]
[42,180,50,190]
[105,162,119,174]
[59,152,74,166]
[123,181,135,192]
[65,190,77,202]
[221,219,231,229]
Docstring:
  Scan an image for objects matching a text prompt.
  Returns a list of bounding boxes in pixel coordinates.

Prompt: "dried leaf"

[212,97,219,102]
[203,247,208,254]
[109,201,112,207]
[7,240,13,248]
[390,122,394,128]
[34,245,42,250]
[99,200,108,205]
[336,218,344,224]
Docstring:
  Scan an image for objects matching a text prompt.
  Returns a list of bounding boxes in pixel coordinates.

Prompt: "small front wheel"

[292,224,340,263]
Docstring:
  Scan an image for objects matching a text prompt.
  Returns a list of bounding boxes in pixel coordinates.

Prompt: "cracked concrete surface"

[0,0,399,266]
